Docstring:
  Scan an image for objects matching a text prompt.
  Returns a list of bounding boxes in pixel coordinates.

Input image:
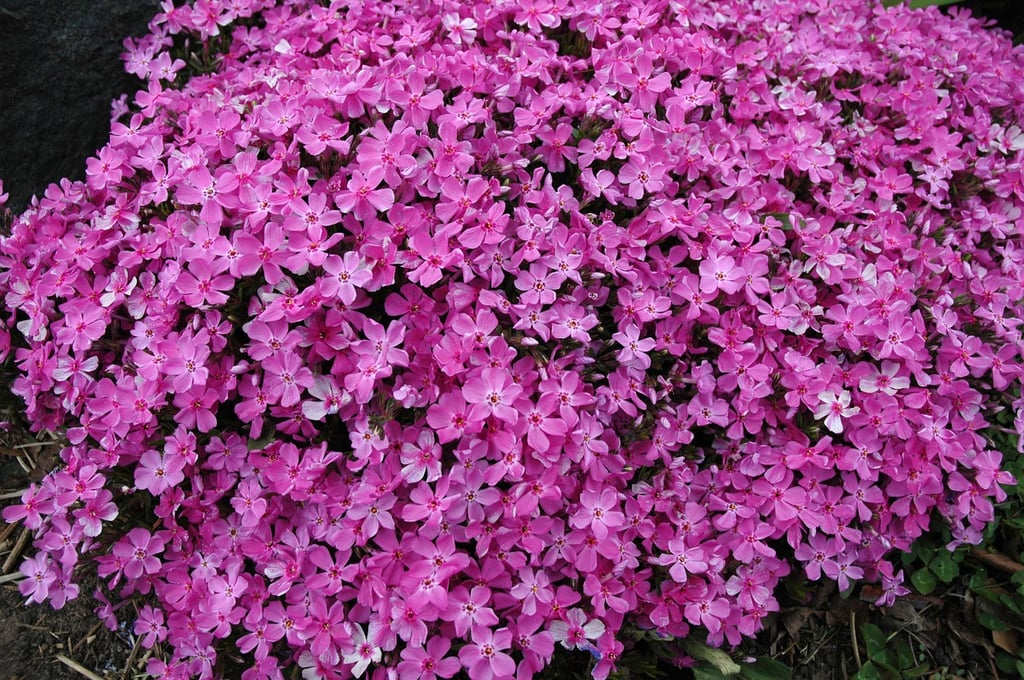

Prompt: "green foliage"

[853,624,932,680]
[685,639,791,680]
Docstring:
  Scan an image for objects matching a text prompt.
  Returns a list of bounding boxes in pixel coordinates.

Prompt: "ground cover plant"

[1,0,1023,678]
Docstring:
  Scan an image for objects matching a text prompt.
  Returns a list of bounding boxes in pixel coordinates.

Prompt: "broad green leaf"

[853,661,881,680]
[694,666,731,680]
[908,0,961,7]
[895,640,916,669]
[977,608,1010,632]
[860,623,886,657]
[904,663,934,678]
[911,567,937,595]
[740,657,792,680]
[929,553,959,583]
[683,638,742,676]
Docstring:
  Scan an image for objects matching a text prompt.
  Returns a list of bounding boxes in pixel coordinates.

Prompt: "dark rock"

[0,0,159,212]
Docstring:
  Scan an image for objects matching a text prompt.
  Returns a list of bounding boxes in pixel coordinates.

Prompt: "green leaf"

[853,661,881,680]
[908,0,961,7]
[911,568,937,595]
[895,640,916,669]
[860,623,886,657]
[929,552,959,583]
[694,667,731,680]
[904,663,934,678]
[739,657,792,680]
[977,609,1010,632]
[682,638,742,676]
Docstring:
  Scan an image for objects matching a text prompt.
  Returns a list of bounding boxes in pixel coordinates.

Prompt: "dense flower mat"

[1,0,1024,678]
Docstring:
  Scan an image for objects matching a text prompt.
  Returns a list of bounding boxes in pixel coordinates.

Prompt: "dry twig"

[971,547,1024,574]
[850,610,862,671]
[55,654,106,680]
[1,526,30,574]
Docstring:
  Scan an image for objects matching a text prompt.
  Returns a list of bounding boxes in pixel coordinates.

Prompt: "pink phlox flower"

[136,448,186,496]
[822,303,869,351]
[436,176,490,223]
[688,392,729,427]
[618,156,666,200]
[699,247,744,295]
[342,622,382,675]
[335,167,395,220]
[549,608,605,652]
[302,376,351,420]
[814,389,859,433]
[462,367,523,425]
[535,123,577,172]
[442,13,478,46]
[175,165,239,226]
[858,360,910,395]
[510,567,554,616]
[112,527,165,579]
[353,318,409,368]
[426,390,486,444]
[619,54,673,108]
[612,324,657,369]
[405,231,463,287]
[571,487,626,540]
[234,223,290,284]
[56,304,108,352]
[262,351,314,407]
[296,112,350,157]
[514,0,560,31]
[682,583,732,635]
[400,477,457,534]
[284,191,343,234]
[458,627,516,679]
[397,636,461,680]
[134,604,168,648]
[653,536,709,582]
[442,585,499,637]
[518,393,569,453]
[19,553,57,604]
[230,476,268,527]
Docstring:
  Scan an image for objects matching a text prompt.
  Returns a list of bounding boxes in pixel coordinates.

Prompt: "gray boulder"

[0,0,159,211]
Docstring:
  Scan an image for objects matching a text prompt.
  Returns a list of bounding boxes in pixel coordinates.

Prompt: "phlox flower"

[175,166,239,226]
[458,627,516,680]
[19,553,57,604]
[510,567,554,616]
[688,392,729,427]
[618,157,667,199]
[857,360,910,395]
[814,389,859,433]
[682,586,732,635]
[442,13,478,45]
[135,449,185,495]
[397,637,461,680]
[549,608,606,652]
[55,304,108,352]
[653,537,710,582]
[612,324,656,369]
[302,375,350,420]
[335,168,394,220]
[699,250,743,295]
[339,622,381,677]
[112,528,165,580]
[571,488,626,540]
[443,585,499,637]
[462,367,523,425]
